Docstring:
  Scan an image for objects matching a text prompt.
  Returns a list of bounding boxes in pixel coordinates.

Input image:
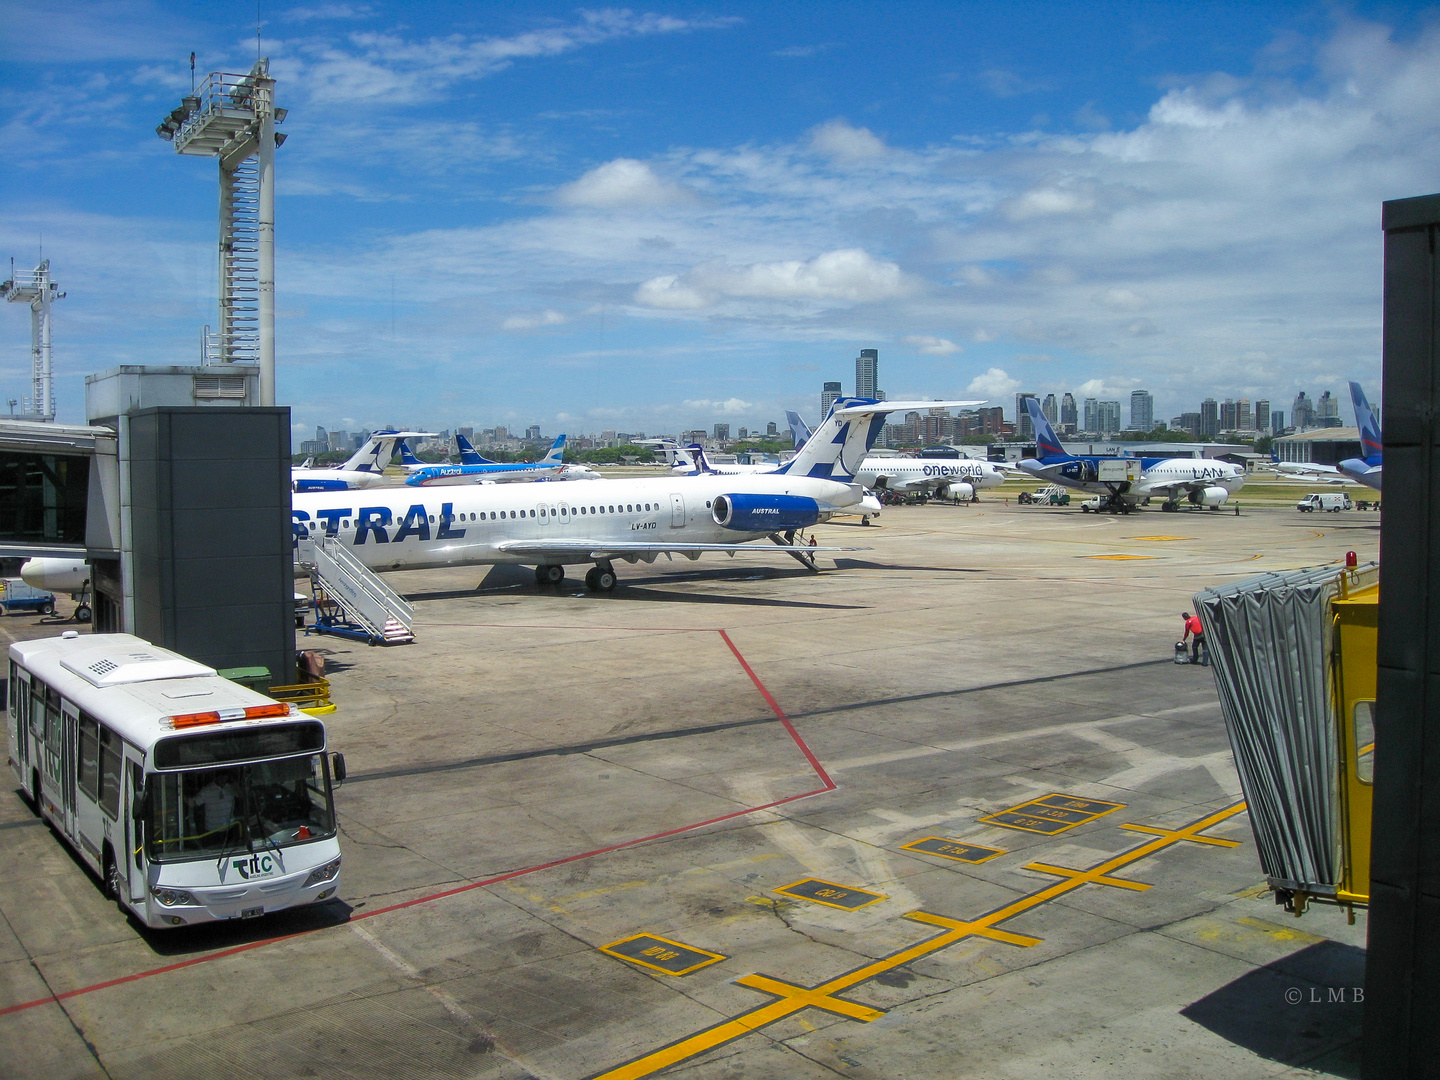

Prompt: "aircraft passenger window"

[590,507,596,514]
[580,507,586,514]
[343,519,351,528]
[308,521,316,530]
[705,501,711,508]
[429,516,436,523]
[540,509,547,517]
[609,505,615,513]
[627,504,633,512]
[530,510,536,517]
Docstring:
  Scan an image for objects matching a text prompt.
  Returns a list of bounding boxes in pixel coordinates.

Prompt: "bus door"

[60,699,80,838]
[124,757,147,904]
[11,669,29,775]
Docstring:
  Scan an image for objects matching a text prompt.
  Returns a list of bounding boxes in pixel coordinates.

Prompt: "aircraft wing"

[496,539,867,562]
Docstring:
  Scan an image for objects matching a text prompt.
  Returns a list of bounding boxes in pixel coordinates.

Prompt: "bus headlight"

[304,857,341,888]
[153,887,195,907]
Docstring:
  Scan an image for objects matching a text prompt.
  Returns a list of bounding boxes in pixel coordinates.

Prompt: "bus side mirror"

[331,752,346,783]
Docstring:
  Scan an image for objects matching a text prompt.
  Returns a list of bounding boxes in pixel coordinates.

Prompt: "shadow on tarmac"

[133,897,355,958]
[1181,939,1363,1078]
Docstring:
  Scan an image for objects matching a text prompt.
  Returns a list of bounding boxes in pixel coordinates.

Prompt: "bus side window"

[98,726,122,819]
[44,685,61,778]
[78,713,100,801]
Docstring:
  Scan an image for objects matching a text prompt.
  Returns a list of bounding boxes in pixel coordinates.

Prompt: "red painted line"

[1,628,835,1019]
[717,628,835,792]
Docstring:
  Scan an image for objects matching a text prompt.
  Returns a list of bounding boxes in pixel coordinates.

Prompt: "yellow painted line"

[1084,554,1156,561]
[1124,536,1194,542]
[589,801,1248,1080]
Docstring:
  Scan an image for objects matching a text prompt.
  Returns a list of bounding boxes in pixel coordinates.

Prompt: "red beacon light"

[165,702,292,729]
[1346,550,1358,568]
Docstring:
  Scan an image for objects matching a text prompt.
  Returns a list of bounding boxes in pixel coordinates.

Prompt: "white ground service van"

[1296,492,1353,513]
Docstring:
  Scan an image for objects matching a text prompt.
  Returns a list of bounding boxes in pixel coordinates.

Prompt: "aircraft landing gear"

[535,564,565,586]
[1161,500,1180,513]
[585,562,618,592]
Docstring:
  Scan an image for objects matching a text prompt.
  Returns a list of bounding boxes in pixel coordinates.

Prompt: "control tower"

[2,259,64,422]
[156,59,286,406]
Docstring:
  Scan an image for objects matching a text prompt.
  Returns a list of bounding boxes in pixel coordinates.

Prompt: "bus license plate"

[240,906,264,919]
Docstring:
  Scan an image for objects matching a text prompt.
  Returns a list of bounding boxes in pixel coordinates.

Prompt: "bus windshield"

[146,755,336,862]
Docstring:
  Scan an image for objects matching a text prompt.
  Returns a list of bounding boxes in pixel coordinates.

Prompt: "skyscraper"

[1219,399,1237,431]
[1254,400,1270,432]
[821,381,842,418]
[1200,398,1218,438]
[1015,392,1038,438]
[1236,399,1253,431]
[1042,393,1058,423]
[713,423,730,441]
[855,349,879,399]
[1271,410,1285,434]
[1083,398,1099,433]
[1292,391,1314,430]
[1315,390,1340,426]
[1060,393,1077,430]
[1098,401,1121,434]
[1129,390,1154,433]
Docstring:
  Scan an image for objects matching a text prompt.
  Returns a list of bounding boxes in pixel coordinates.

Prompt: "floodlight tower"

[2,259,64,422]
[156,58,287,405]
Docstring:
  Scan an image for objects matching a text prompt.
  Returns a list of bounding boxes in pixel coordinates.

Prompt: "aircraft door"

[556,502,570,529]
[538,503,552,527]
[670,493,685,527]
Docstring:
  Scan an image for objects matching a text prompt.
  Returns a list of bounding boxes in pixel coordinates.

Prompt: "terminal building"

[1272,426,1363,466]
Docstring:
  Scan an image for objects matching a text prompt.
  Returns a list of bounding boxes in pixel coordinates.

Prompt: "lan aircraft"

[1018,397,1245,512]
[293,397,979,590]
[1337,380,1382,491]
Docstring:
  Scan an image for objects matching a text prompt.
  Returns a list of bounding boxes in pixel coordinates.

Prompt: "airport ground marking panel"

[1125,536,1195,541]
[600,934,727,976]
[978,793,1126,835]
[586,800,1248,1080]
[1084,553,1157,560]
[773,879,887,911]
[901,837,1007,863]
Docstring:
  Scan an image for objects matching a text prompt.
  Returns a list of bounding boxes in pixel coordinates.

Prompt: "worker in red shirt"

[1182,611,1208,666]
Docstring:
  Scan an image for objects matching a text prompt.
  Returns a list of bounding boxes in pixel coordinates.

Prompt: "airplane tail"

[786,410,813,451]
[1348,381,1382,464]
[397,439,424,468]
[686,443,716,474]
[455,433,495,465]
[1024,397,1072,462]
[774,396,985,481]
[342,431,399,474]
[540,434,566,465]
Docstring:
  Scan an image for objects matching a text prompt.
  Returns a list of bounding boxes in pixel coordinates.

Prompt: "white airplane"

[1267,460,1353,484]
[292,430,437,492]
[672,444,778,476]
[292,396,980,590]
[853,456,1007,503]
[1337,380,1382,492]
[1018,398,1245,513]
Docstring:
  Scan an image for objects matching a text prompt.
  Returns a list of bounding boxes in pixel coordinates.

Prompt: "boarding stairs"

[297,536,414,645]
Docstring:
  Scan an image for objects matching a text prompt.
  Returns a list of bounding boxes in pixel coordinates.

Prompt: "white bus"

[7,632,344,928]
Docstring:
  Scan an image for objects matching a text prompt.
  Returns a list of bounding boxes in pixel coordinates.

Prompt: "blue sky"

[3,2,1438,436]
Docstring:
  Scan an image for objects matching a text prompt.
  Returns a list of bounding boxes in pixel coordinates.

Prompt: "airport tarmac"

[0,500,1378,1079]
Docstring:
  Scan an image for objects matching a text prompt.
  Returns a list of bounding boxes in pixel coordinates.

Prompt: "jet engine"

[712,493,823,531]
[21,558,90,594]
[1188,486,1230,507]
[934,482,976,503]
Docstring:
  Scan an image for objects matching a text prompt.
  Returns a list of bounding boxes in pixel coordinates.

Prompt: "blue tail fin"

[786,410,813,451]
[1024,397,1071,461]
[541,434,566,465]
[397,439,423,468]
[686,443,716,474]
[1348,381,1382,464]
[455,433,494,465]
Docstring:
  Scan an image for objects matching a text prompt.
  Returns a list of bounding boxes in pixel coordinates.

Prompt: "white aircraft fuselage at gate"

[291,396,982,589]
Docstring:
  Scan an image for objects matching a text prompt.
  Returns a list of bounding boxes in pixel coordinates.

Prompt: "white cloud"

[682,398,754,413]
[635,249,911,309]
[809,119,889,161]
[501,309,568,331]
[966,368,1020,398]
[1003,182,1097,221]
[286,4,377,21]
[1097,288,1146,311]
[902,334,962,355]
[557,159,694,209]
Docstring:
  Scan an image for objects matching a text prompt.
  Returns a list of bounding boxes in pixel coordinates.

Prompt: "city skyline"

[5,4,1432,438]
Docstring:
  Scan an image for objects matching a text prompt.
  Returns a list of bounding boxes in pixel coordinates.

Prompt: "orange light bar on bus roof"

[165,702,292,729]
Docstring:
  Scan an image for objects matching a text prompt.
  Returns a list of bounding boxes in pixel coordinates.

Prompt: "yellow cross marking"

[1120,822,1241,848]
[1023,861,1152,891]
[588,801,1247,1080]
[734,974,885,1021]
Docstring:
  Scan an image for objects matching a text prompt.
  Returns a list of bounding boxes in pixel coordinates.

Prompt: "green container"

[217,666,272,693]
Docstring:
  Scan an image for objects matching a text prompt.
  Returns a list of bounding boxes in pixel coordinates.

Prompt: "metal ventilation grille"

[193,375,247,399]
[89,659,117,675]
